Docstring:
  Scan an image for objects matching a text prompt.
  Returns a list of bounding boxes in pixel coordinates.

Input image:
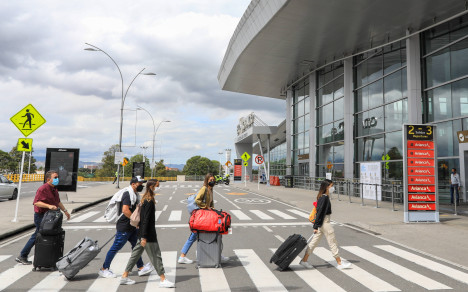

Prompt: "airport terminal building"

[219,0,468,203]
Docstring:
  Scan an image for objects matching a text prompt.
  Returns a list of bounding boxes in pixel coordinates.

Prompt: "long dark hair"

[141,179,158,204]
[317,179,333,201]
[203,173,214,187]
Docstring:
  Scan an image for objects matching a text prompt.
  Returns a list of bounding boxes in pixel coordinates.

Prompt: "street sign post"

[17,138,33,152]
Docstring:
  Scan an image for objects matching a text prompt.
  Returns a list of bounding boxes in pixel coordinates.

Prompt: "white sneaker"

[337,261,352,270]
[221,255,229,262]
[159,279,175,288]
[138,264,154,276]
[120,277,136,285]
[178,256,193,264]
[98,269,116,278]
[299,260,314,269]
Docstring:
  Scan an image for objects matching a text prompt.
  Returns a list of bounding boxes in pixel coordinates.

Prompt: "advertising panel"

[234,159,242,182]
[44,148,80,192]
[132,162,145,178]
[360,162,382,201]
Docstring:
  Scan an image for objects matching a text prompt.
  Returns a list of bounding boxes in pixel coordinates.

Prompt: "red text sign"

[408,194,436,201]
[408,176,436,185]
[407,150,434,158]
[408,159,435,167]
[408,203,436,211]
[407,140,434,149]
[408,167,435,176]
[408,185,436,193]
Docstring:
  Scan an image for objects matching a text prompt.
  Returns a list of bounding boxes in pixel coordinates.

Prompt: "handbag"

[130,203,141,227]
[309,201,317,223]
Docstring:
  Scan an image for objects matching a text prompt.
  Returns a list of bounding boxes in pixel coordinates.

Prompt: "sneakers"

[120,277,136,285]
[178,256,193,264]
[337,261,352,270]
[98,268,116,278]
[138,263,154,276]
[299,260,314,269]
[15,256,32,265]
[159,279,175,288]
[221,255,230,262]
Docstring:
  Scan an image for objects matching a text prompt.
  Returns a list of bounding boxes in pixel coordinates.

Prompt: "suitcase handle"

[196,232,219,244]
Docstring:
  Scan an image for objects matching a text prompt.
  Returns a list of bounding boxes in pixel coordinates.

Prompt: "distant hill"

[166,164,184,171]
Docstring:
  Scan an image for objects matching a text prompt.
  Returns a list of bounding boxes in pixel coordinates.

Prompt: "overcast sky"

[0,0,285,165]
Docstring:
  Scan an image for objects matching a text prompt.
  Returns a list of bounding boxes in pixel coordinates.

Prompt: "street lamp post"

[84,43,155,188]
[136,106,170,178]
[218,151,223,175]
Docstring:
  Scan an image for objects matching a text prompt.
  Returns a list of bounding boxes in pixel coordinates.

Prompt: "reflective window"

[291,81,310,175]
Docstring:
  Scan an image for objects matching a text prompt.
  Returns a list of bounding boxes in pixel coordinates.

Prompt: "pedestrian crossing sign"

[241,152,251,161]
[17,138,33,152]
[10,104,46,137]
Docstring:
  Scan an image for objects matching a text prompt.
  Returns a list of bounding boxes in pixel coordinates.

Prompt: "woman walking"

[120,179,175,288]
[300,179,352,270]
[178,173,228,264]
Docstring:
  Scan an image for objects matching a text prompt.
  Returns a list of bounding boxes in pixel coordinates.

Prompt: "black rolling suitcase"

[33,230,65,271]
[270,233,313,271]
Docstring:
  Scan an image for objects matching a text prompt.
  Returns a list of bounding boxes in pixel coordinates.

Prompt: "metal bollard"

[375,183,379,208]
[348,182,352,203]
[361,183,365,206]
[391,184,395,211]
[337,182,341,201]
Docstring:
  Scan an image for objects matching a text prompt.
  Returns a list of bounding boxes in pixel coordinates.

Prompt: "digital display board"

[44,148,80,192]
[132,162,145,178]
[234,159,242,182]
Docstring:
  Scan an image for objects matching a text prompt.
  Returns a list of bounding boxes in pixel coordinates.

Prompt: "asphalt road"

[1,181,468,291]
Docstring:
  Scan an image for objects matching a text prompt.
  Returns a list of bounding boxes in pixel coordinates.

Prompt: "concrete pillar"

[344,57,354,179]
[406,31,423,124]
[309,73,317,177]
[286,89,293,175]
[235,143,253,182]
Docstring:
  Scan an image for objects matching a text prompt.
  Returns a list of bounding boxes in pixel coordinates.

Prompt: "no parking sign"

[255,155,264,164]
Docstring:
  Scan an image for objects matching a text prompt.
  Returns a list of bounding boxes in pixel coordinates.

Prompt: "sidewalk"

[233,182,468,269]
[0,183,118,241]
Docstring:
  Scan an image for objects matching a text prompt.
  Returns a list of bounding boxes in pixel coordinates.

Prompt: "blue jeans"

[181,232,197,255]
[20,213,44,258]
[450,184,460,204]
[103,230,143,270]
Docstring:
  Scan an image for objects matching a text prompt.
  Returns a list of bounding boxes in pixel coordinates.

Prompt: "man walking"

[15,170,71,265]
[450,168,461,206]
[99,176,153,278]
[112,170,118,184]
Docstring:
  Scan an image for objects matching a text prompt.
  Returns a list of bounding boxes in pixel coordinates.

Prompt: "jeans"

[450,184,460,204]
[103,230,143,270]
[20,213,44,258]
[181,232,197,255]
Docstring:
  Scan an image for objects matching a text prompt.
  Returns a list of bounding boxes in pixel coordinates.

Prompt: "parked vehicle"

[0,175,18,200]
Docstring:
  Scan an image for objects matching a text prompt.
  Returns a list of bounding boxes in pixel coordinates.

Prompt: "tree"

[183,156,219,175]
[155,159,166,177]
[95,144,120,177]
[0,150,13,173]
[5,146,37,174]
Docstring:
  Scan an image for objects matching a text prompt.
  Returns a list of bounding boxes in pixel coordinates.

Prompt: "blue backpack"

[187,188,206,215]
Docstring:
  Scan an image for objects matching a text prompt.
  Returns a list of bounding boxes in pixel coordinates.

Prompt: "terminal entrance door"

[299,163,309,176]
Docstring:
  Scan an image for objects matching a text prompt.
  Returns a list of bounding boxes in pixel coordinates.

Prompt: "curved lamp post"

[84,43,155,187]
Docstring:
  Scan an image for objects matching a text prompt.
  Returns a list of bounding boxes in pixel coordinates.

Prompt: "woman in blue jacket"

[300,179,352,270]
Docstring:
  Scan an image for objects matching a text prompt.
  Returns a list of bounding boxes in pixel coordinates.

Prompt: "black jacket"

[313,194,332,229]
[138,200,157,242]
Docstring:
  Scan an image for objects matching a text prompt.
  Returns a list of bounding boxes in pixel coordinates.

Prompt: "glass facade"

[316,62,345,178]
[266,142,287,176]
[422,15,468,201]
[354,41,408,182]
[291,81,310,176]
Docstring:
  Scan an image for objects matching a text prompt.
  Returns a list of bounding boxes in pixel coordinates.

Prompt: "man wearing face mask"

[15,170,71,265]
[99,176,154,278]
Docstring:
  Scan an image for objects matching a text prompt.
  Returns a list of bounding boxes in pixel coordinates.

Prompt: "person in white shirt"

[450,168,460,206]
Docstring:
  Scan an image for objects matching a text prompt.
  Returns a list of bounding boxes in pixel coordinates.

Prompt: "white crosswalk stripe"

[230,210,252,220]
[249,210,274,220]
[342,246,451,290]
[342,246,452,290]
[199,265,231,292]
[168,211,182,221]
[286,209,310,219]
[69,211,101,223]
[314,247,400,292]
[28,271,68,292]
[86,252,129,292]
[93,215,108,223]
[144,251,177,292]
[234,249,287,292]
[155,211,163,221]
[0,256,11,263]
[0,256,34,291]
[268,210,296,220]
[376,245,468,285]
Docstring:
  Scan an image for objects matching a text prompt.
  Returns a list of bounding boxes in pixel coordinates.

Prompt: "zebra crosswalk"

[0,244,467,291]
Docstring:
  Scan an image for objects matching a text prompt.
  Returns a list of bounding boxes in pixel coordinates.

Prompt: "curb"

[70,195,112,214]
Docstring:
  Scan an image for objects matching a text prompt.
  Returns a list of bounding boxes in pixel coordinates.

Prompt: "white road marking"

[86,253,129,292]
[155,211,162,221]
[263,226,273,232]
[0,255,11,263]
[199,266,231,292]
[287,209,309,219]
[234,249,287,292]
[0,256,34,291]
[144,251,177,292]
[69,211,101,223]
[168,211,182,221]
[249,210,273,220]
[63,222,310,230]
[274,235,284,242]
[230,210,252,220]
[28,271,68,292]
[376,245,468,285]
[214,190,241,209]
[92,215,108,223]
[162,205,168,211]
[268,210,295,220]
[314,247,400,292]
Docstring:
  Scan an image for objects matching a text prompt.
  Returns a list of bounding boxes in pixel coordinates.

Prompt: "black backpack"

[39,210,63,235]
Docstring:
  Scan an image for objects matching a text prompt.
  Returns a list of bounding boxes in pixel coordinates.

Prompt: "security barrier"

[5,174,44,183]
[4,174,178,183]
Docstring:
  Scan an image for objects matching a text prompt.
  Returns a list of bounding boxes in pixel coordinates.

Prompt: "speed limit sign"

[255,155,264,164]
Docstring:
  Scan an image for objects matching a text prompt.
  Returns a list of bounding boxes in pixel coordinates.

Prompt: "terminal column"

[286,89,293,176]
[344,57,354,179]
[406,31,423,124]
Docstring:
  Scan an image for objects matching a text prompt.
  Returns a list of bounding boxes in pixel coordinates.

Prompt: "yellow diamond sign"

[10,104,46,137]
[17,138,33,152]
[241,152,251,161]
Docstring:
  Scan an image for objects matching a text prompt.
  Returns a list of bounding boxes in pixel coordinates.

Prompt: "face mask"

[52,178,59,186]
[136,185,144,192]
[208,181,215,187]
[328,186,335,194]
